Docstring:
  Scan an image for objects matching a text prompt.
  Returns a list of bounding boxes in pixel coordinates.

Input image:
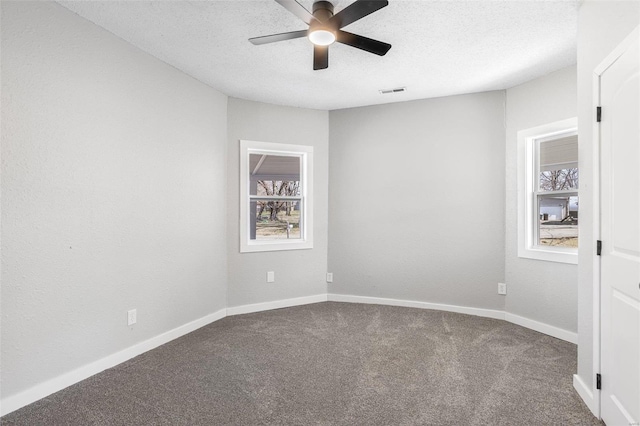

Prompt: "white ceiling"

[57,0,578,111]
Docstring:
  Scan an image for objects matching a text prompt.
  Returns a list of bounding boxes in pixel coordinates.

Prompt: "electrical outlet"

[326,273,333,283]
[498,283,507,295]
[267,271,275,283]
[127,309,137,326]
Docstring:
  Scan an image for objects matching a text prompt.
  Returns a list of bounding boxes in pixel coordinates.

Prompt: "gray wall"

[505,66,578,331]
[226,98,329,308]
[1,1,228,399]
[328,92,506,310]
[576,0,639,392]
[1,0,598,410]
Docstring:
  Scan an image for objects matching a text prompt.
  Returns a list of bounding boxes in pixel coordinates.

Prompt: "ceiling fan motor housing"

[309,1,336,46]
[312,1,334,22]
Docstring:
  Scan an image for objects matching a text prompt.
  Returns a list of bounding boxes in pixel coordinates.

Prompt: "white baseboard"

[505,312,577,344]
[0,294,581,417]
[0,308,227,417]
[573,374,599,417]
[327,294,577,344]
[227,294,328,316]
[1,294,327,416]
[327,293,506,320]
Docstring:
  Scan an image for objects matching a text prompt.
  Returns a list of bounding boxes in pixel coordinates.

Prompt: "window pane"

[539,168,578,191]
[538,195,578,247]
[251,200,302,240]
[538,134,578,191]
[249,153,302,241]
[256,180,301,197]
[249,154,300,179]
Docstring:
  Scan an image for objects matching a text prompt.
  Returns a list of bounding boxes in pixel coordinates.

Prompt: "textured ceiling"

[57,0,578,110]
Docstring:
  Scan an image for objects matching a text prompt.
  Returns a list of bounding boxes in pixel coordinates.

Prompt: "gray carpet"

[2,302,601,425]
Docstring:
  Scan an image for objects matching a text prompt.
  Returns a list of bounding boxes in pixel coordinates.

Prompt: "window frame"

[239,140,313,253]
[517,118,578,264]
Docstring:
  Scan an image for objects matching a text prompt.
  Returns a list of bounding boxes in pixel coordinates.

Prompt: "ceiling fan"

[249,0,392,70]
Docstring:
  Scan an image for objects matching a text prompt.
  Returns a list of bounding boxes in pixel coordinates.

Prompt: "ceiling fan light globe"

[308,29,336,46]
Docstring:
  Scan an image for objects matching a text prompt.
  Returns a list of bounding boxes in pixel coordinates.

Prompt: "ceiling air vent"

[379,87,406,94]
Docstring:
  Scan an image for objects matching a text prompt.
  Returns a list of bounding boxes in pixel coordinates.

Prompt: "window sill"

[518,246,578,265]
[241,240,313,253]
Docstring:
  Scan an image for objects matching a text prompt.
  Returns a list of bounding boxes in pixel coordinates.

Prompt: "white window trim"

[517,118,578,264]
[240,140,313,253]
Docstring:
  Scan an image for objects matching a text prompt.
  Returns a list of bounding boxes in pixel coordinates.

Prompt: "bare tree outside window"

[254,179,301,239]
[256,180,300,221]
[539,168,578,191]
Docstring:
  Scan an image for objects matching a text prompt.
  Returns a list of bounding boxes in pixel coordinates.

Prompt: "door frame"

[592,24,640,420]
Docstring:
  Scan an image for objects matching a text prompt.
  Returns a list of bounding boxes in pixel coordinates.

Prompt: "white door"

[599,27,640,426]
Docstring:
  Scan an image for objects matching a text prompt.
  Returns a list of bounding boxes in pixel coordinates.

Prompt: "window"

[240,140,313,253]
[517,118,578,264]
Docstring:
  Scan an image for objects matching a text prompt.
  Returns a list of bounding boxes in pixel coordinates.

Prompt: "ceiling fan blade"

[336,30,391,56]
[329,0,389,29]
[275,0,319,25]
[249,30,308,45]
[313,45,329,70]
